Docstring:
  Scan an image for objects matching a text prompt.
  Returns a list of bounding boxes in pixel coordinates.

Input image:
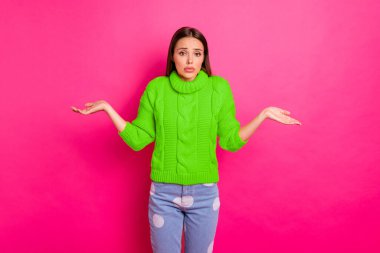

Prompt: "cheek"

[173,55,184,66]
[197,57,204,67]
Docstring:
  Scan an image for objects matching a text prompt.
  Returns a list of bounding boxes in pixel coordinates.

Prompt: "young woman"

[72,26,301,253]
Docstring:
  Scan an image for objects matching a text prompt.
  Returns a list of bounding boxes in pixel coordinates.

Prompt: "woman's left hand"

[263,106,302,125]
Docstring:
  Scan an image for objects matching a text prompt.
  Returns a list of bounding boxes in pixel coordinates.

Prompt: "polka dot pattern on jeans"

[207,240,214,253]
[212,197,220,211]
[149,182,219,252]
[152,213,164,228]
[150,183,155,195]
[173,195,194,208]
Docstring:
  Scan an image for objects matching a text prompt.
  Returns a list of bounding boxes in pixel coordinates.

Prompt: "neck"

[169,69,209,94]
[180,76,195,82]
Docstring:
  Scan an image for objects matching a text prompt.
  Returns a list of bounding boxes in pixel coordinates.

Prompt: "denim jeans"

[148,181,220,253]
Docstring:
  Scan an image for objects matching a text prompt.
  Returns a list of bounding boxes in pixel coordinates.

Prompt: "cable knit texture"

[118,69,248,185]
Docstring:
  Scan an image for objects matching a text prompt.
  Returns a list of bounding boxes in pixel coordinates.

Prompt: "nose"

[187,54,193,64]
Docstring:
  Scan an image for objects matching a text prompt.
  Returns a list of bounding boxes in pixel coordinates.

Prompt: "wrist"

[259,109,268,121]
[103,103,112,114]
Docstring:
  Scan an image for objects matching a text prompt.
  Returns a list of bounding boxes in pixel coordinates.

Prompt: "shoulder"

[145,75,168,92]
[210,75,228,84]
[210,75,232,94]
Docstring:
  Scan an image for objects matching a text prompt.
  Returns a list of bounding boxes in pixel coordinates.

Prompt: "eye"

[179,51,186,56]
[195,52,202,57]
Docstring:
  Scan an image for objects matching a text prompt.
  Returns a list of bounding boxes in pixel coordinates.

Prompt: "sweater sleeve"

[217,78,248,152]
[118,81,156,151]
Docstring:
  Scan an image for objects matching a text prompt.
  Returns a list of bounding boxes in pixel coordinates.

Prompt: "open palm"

[71,100,108,115]
[264,106,302,125]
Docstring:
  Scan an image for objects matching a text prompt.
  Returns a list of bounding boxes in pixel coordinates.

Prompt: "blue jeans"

[148,181,220,253]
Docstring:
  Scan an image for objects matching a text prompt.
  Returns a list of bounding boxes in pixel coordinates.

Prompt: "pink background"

[1,0,379,252]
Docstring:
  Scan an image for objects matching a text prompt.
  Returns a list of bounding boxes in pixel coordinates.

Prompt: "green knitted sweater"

[118,69,248,185]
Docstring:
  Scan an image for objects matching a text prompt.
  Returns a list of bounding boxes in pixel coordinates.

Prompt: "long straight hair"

[165,27,212,76]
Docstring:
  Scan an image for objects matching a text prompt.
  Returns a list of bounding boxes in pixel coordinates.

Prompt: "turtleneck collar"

[169,69,209,94]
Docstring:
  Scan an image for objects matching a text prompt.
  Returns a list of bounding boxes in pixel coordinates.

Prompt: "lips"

[184,67,195,72]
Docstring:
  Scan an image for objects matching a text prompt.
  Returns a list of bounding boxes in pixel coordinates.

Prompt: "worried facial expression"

[172,37,205,82]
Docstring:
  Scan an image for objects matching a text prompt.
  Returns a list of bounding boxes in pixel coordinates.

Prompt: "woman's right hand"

[71,100,109,115]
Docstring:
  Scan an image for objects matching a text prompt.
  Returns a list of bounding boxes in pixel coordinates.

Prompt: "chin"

[186,74,197,81]
[178,71,195,81]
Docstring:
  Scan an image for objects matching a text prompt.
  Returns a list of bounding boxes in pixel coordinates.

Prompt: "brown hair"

[165,26,212,76]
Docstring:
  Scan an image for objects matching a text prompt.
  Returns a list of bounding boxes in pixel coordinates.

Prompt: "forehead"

[175,37,204,50]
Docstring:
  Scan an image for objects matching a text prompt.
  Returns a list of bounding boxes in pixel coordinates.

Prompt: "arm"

[239,106,302,141]
[217,81,249,152]
[71,99,128,132]
[113,86,156,151]
[71,82,156,152]
[104,103,127,133]
[238,110,267,141]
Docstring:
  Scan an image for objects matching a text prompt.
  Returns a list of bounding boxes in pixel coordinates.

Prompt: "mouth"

[184,67,195,73]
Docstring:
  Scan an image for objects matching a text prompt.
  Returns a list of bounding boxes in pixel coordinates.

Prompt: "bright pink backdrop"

[1,0,379,252]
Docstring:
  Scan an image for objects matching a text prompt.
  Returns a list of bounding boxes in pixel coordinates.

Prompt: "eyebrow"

[176,48,204,51]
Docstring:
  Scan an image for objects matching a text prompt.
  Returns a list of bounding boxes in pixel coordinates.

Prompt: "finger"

[85,102,94,106]
[76,108,88,115]
[282,110,291,115]
[270,114,288,124]
[71,106,79,112]
[289,118,302,125]
[84,107,95,114]
[289,117,301,125]
[72,106,89,114]
[271,113,301,125]
[278,115,296,124]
